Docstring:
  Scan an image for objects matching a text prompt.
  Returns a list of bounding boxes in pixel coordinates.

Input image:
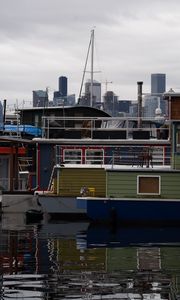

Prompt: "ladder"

[18,157,32,172]
[47,165,57,191]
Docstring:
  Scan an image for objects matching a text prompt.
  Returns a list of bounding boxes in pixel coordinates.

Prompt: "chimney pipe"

[3,99,6,132]
[137,81,143,128]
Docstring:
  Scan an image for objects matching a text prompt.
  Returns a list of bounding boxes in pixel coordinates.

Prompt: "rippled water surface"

[1,213,180,299]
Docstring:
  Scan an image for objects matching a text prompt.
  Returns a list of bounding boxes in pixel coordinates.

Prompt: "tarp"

[2,125,42,137]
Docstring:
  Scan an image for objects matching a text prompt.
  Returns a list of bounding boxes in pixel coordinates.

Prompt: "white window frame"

[34,114,39,127]
[85,148,104,165]
[137,175,161,195]
[63,149,82,164]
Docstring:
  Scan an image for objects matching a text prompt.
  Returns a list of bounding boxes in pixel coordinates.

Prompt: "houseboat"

[32,112,171,219]
[76,92,180,224]
[16,91,179,222]
[77,164,180,224]
[0,134,43,220]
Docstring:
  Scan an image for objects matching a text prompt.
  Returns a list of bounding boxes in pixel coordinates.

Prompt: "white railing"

[41,116,170,140]
[55,145,170,167]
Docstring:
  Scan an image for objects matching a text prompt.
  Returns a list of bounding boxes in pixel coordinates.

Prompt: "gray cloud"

[1,0,180,106]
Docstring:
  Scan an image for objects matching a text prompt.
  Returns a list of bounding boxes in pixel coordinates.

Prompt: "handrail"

[40,115,170,140]
[55,145,171,167]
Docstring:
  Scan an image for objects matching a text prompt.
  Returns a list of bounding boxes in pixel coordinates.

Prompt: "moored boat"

[2,192,42,214]
[14,89,180,222]
[35,165,106,219]
[76,104,180,225]
[34,120,171,220]
[33,111,170,219]
[0,135,44,218]
[77,163,180,225]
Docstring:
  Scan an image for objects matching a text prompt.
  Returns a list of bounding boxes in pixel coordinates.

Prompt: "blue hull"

[83,198,180,224]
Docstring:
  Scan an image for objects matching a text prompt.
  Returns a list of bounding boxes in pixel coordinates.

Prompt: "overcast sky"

[1,0,180,108]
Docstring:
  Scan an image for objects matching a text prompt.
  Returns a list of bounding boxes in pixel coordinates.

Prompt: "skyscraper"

[84,80,101,107]
[143,73,166,118]
[151,73,166,94]
[103,91,118,116]
[59,76,68,97]
[143,96,160,118]
[53,76,68,106]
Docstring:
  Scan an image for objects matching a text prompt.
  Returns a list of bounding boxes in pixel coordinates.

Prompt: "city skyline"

[1,0,180,105]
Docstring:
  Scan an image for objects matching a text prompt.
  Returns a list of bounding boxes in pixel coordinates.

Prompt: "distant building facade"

[143,96,160,118]
[84,80,101,107]
[33,90,49,107]
[151,73,166,95]
[103,91,118,116]
[0,101,3,126]
[129,102,138,117]
[53,76,75,106]
[144,73,167,118]
[118,100,132,115]
[66,94,76,106]
[59,76,67,97]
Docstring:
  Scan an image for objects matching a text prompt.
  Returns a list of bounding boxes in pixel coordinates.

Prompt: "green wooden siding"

[172,154,180,169]
[107,171,180,198]
[57,167,106,197]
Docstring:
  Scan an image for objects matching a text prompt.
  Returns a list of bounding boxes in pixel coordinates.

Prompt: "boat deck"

[57,163,172,171]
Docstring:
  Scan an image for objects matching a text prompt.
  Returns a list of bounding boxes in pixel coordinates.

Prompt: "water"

[1,213,180,299]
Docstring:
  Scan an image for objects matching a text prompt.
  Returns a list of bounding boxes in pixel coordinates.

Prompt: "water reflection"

[82,224,180,248]
[1,213,180,299]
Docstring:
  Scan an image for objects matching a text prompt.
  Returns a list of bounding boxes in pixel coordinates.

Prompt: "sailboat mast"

[78,35,92,101]
[90,29,94,107]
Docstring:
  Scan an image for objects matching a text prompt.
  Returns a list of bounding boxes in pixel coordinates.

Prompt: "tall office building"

[0,101,3,126]
[129,102,138,117]
[143,73,167,118]
[103,91,118,116]
[59,76,68,97]
[151,73,166,94]
[143,96,160,118]
[118,100,131,115]
[53,76,68,106]
[84,80,101,107]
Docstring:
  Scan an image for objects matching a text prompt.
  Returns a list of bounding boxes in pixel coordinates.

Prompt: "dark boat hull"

[77,198,180,225]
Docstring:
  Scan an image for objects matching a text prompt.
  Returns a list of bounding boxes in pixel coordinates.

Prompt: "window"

[34,114,39,127]
[85,149,104,164]
[176,131,180,153]
[63,149,82,164]
[137,175,161,195]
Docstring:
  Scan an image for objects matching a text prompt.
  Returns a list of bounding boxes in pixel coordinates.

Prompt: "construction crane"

[102,80,113,93]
